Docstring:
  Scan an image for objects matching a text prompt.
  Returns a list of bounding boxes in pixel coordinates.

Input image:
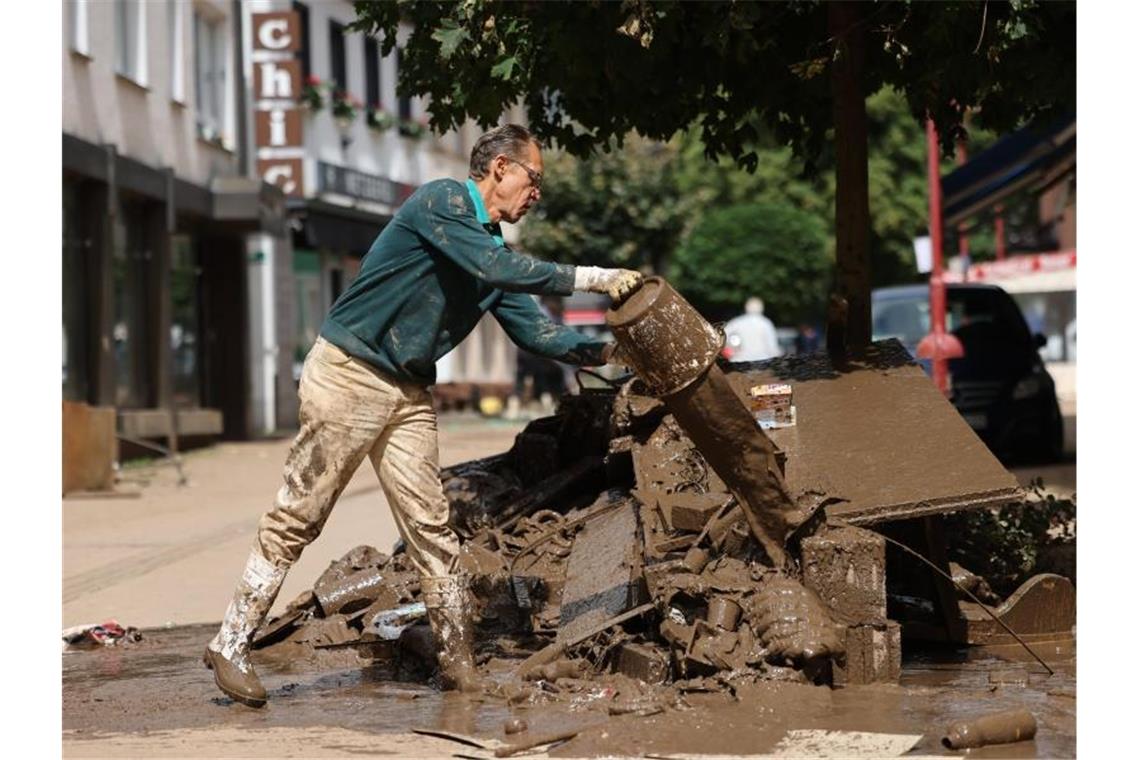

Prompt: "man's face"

[495,142,544,224]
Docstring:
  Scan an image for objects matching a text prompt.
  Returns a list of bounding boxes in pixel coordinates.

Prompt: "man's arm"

[491,292,608,366]
[418,182,575,295]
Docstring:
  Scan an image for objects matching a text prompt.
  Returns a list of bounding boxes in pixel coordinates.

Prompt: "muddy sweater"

[321,178,607,385]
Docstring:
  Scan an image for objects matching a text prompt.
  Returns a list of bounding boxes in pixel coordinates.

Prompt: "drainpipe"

[917,120,964,397]
[233,0,250,176]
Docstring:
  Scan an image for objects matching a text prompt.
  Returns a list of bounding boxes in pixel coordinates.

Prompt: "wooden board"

[725,340,1022,525]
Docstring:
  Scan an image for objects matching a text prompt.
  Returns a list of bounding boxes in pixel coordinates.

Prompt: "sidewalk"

[63,417,525,629]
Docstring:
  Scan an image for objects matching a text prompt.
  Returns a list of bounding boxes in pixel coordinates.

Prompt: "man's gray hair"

[469,124,540,180]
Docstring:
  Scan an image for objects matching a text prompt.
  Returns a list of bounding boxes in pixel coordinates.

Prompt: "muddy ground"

[62,623,1074,758]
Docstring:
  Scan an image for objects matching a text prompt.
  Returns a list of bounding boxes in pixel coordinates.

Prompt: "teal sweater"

[320,178,607,385]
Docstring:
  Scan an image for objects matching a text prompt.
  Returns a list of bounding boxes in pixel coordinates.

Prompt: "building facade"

[63,0,288,442]
[63,0,522,449]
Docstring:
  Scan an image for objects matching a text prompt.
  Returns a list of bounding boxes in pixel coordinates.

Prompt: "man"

[724,297,781,362]
[204,124,640,706]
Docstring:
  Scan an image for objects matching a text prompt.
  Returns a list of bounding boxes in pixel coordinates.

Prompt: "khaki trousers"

[255,337,458,579]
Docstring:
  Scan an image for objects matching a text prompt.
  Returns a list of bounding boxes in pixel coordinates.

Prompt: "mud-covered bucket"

[606,276,723,396]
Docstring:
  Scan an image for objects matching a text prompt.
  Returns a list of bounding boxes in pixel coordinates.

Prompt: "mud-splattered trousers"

[255,337,458,578]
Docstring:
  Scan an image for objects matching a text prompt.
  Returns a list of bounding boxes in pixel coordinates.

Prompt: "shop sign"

[258,158,304,198]
[317,162,415,207]
[251,12,304,197]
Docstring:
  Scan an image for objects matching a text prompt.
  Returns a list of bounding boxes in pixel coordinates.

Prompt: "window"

[63,182,91,402]
[293,2,310,80]
[329,21,347,91]
[396,47,411,121]
[194,11,226,142]
[112,201,155,409]
[170,235,201,405]
[70,0,90,56]
[365,37,381,108]
[168,1,185,102]
[115,0,147,84]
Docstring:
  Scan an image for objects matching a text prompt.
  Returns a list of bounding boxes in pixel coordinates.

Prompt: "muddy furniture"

[723,342,1073,650]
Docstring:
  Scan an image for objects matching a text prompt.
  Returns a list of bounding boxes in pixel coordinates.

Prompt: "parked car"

[871,283,1063,463]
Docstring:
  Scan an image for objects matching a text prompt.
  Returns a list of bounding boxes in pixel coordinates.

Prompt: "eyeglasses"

[505,157,543,191]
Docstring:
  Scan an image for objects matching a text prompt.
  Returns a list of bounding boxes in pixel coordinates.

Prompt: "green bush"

[668,201,831,324]
[945,479,1076,597]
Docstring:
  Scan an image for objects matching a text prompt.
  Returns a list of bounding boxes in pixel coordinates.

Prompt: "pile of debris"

[254,378,900,696]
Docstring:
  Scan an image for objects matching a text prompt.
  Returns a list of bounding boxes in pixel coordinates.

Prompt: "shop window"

[115,0,147,85]
[112,201,155,409]
[63,182,91,402]
[194,10,226,143]
[170,235,201,406]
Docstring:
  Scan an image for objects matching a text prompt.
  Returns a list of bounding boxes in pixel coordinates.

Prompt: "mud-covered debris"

[833,621,901,686]
[746,575,843,667]
[315,567,419,616]
[63,620,141,649]
[943,708,1038,749]
[503,717,528,734]
[297,614,356,647]
[558,492,644,644]
[615,641,671,684]
[254,382,953,696]
[802,525,888,625]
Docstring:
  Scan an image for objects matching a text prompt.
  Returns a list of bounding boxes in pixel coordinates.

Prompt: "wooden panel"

[725,340,1022,524]
[62,401,117,494]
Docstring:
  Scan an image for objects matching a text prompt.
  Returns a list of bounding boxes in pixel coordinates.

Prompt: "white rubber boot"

[203,549,287,707]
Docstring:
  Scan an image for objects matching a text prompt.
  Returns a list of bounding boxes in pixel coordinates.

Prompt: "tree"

[519,135,689,274]
[669,201,832,325]
[353,0,1074,346]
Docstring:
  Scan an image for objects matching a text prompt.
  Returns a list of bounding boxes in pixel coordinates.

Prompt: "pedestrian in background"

[723,297,781,362]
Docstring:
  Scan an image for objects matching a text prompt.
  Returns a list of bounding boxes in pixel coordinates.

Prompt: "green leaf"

[431,19,469,59]
[490,55,518,80]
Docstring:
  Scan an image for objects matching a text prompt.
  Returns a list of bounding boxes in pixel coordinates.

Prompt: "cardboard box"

[749,383,795,429]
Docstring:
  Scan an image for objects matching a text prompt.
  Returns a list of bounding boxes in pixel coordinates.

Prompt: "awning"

[289,198,391,255]
[941,116,1076,227]
[944,249,1076,293]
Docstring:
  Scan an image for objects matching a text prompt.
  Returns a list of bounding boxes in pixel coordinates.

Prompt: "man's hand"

[574,267,644,302]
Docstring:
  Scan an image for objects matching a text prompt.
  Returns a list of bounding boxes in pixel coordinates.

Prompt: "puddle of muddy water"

[63,623,1074,758]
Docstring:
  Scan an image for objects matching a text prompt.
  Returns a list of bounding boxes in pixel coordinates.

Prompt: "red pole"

[956,141,970,263]
[917,119,964,396]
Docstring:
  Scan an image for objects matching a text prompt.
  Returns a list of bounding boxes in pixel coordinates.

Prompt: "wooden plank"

[725,340,1022,525]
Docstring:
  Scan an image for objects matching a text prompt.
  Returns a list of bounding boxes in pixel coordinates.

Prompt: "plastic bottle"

[942,708,1038,749]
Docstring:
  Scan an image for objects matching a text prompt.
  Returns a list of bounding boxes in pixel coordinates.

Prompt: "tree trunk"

[829,1,872,351]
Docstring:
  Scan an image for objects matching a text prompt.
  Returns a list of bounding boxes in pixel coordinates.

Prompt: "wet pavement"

[63,624,1075,757]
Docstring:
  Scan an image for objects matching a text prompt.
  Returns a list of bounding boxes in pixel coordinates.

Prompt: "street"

[63,417,526,630]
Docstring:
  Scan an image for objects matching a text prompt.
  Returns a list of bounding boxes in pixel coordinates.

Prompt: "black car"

[871,283,1063,463]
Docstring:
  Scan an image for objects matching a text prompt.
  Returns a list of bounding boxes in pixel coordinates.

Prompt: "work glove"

[574,266,643,302]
